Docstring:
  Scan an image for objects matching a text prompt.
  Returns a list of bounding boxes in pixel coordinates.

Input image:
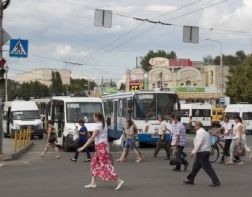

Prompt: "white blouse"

[94,122,108,145]
[233,122,245,140]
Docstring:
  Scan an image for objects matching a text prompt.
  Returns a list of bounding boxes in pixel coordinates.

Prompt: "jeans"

[221,139,232,162]
[229,139,244,162]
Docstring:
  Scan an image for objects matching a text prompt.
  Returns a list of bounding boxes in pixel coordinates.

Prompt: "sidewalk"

[1,137,33,161]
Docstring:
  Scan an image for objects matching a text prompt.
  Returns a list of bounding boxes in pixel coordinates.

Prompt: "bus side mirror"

[106,117,111,126]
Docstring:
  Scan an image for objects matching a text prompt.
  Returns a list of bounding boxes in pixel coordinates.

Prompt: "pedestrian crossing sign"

[9,39,29,58]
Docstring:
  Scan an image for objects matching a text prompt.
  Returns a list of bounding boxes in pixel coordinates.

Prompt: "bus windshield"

[157,93,177,120]
[12,111,40,120]
[134,94,156,120]
[133,93,177,120]
[66,102,102,123]
[192,109,211,117]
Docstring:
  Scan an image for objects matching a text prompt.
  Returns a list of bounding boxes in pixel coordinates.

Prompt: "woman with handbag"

[226,116,245,165]
[78,112,124,190]
[116,119,143,163]
[41,120,60,159]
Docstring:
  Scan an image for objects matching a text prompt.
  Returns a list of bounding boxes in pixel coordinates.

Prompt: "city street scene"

[1,0,252,197]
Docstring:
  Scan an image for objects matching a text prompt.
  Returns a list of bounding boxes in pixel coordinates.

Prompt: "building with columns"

[125,57,229,104]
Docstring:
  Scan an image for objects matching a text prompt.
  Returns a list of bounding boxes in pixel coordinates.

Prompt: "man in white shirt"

[184,121,220,187]
[154,115,170,159]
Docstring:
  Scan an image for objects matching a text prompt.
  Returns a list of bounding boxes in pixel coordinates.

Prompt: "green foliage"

[140,50,176,71]
[50,71,65,96]
[226,55,252,103]
[69,78,97,95]
[204,50,247,67]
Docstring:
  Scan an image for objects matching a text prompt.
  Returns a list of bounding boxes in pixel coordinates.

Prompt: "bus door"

[113,100,118,138]
[52,100,65,140]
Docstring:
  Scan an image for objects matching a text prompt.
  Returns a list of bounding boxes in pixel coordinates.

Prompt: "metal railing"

[13,129,32,152]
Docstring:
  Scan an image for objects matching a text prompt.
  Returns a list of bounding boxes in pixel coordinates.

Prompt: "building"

[125,57,229,104]
[15,68,71,86]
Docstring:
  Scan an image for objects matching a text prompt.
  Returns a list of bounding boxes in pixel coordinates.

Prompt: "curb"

[2,142,34,161]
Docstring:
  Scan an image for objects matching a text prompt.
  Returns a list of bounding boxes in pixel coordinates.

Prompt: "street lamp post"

[205,39,224,96]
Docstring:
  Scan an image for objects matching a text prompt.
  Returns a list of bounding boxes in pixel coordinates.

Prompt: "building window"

[164,83,168,88]
[211,71,214,77]
[152,84,156,89]
[186,80,191,86]
[180,83,184,86]
[193,83,197,86]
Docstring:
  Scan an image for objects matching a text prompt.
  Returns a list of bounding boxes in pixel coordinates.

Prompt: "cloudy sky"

[3,0,252,82]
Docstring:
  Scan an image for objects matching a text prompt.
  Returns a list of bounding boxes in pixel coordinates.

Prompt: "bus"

[48,96,104,151]
[212,106,224,126]
[225,104,252,135]
[102,90,179,144]
[179,103,212,133]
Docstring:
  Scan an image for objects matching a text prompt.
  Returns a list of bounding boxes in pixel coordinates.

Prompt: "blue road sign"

[9,39,29,58]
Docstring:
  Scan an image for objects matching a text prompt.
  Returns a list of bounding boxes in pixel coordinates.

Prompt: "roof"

[4,101,38,111]
[51,96,102,103]
[180,103,212,109]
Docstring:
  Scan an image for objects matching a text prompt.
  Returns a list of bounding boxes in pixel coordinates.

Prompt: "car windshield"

[242,112,252,120]
[226,112,240,119]
[12,111,40,120]
[134,94,156,120]
[192,109,211,117]
[66,102,102,123]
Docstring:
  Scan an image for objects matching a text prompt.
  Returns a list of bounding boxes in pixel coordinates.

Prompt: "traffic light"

[0,58,6,78]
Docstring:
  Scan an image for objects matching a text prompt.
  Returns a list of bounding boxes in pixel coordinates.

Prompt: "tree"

[50,71,64,96]
[68,78,97,95]
[141,50,176,71]
[203,55,214,65]
[119,83,126,90]
[210,50,248,67]
[226,55,252,103]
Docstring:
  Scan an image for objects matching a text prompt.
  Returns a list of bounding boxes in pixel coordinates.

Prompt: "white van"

[179,103,212,133]
[48,96,104,151]
[2,101,44,138]
[225,104,252,135]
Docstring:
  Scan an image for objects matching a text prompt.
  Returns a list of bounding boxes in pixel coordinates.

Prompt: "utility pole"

[5,64,7,101]
[0,0,4,155]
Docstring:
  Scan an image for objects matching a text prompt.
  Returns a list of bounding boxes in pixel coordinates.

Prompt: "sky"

[3,0,252,83]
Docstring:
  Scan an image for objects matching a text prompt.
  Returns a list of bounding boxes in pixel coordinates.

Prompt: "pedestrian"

[153,115,170,159]
[70,119,91,162]
[226,116,246,165]
[117,119,143,163]
[216,115,233,163]
[184,121,220,187]
[171,115,189,172]
[41,120,60,159]
[78,112,124,190]
[166,114,174,133]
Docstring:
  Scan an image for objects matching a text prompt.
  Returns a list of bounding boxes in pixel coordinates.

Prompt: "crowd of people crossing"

[41,112,252,190]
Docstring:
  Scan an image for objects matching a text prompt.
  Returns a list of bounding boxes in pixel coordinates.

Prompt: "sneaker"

[237,161,244,166]
[84,159,91,162]
[55,155,61,159]
[209,183,221,187]
[183,181,194,185]
[70,158,77,162]
[115,180,124,191]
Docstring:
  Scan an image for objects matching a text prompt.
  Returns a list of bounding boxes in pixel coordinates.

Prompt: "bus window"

[66,102,102,123]
[179,109,190,117]
[242,112,252,120]
[225,112,239,119]
[192,109,211,117]
[134,94,156,120]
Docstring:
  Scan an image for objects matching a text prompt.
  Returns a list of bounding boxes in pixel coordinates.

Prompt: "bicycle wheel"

[209,146,219,163]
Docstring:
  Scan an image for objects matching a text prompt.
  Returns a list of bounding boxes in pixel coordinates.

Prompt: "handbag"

[170,147,181,166]
[234,143,246,157]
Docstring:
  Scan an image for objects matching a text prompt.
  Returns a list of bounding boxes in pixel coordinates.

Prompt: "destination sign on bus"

[137,94,154,100]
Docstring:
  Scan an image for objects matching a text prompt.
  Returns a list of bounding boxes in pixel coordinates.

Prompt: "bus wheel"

[63,138,71,152]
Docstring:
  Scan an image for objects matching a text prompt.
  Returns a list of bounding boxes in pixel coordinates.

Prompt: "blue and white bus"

[102,90,179,144]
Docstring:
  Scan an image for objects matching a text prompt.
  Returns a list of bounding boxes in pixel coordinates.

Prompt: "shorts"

[124,138,136,150]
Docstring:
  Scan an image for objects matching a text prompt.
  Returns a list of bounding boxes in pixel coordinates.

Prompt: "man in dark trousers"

[71,119,91,162]
[184,121,221,187]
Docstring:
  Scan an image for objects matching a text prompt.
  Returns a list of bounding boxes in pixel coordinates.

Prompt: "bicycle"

[209,134,226,163]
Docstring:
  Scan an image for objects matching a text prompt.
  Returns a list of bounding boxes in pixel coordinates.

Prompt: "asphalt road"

[1,135,252,197]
